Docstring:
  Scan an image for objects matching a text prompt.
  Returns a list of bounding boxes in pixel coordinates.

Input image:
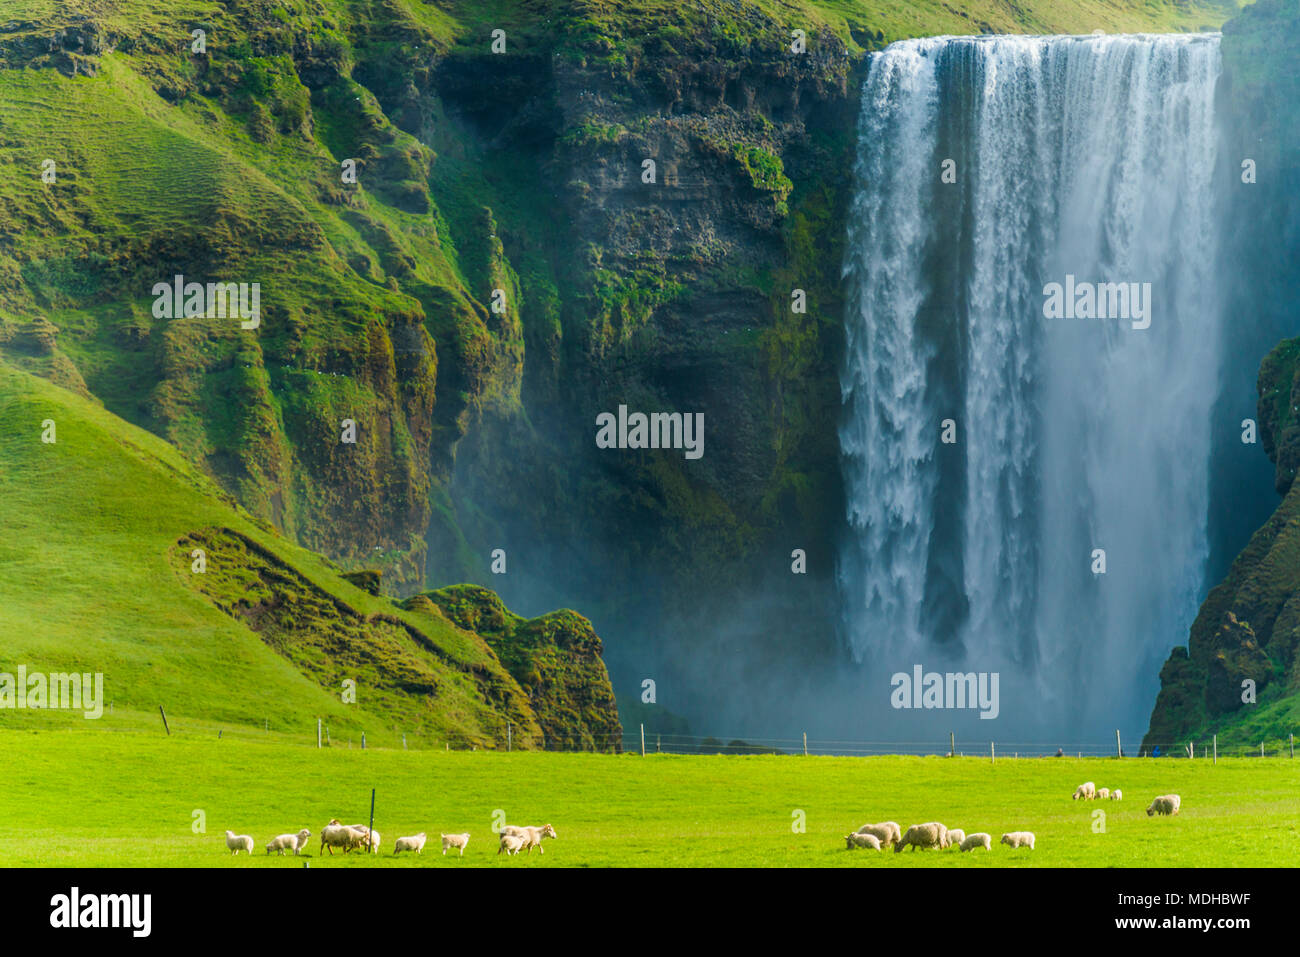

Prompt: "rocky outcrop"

[422,585,622,752]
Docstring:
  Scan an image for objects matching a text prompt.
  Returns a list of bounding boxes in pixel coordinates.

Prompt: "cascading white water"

[838,34,1222,741]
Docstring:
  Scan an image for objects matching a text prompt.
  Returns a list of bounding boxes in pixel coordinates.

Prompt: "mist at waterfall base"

[833,32,1256,751]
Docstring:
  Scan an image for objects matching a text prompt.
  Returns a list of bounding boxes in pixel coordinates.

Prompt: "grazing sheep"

[959,832,992,852]
[1072,781,1097,801]
[320,823,368,855]
[1000,831,1035,850]
[845,832,882,850]
[894,822,947,853]
[1110,789,1123,801]
[345,824,382,853]
[225,830,255,855]
[393,833,426,855]
[944,828,966,849]
[854,822,896,847]
[1097,787,1110,800]
[441,833,470,856]
[498,834,525,856]
[501,824,557,855]
[266,828,311,856]
[1146,794,1181,817]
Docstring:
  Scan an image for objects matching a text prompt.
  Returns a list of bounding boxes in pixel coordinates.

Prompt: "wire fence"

[5,707,1295,760]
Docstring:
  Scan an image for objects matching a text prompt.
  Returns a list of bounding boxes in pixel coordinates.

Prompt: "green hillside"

[0,360,617,747]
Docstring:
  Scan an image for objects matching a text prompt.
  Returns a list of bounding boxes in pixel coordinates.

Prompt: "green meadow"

[2,727,1296,867]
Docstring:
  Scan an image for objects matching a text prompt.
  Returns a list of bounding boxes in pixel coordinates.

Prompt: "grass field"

[3,727,1297,867]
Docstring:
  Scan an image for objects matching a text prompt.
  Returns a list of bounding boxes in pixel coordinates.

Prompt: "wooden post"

[361,732,366,750]
[640,723,646,756]
[950,731,955,756]
[803,732,808,756]
[367,788,376,853]
[991,742,995,765]
[656,733,661,754]
[402,734,407,750]
[317,718,322,749]
[326,725,330,746]
[265,718,269,734]
[159,705,170,736]
[1290,733,1294,758]
[1189,741,1194,760]
[507,722,512,752]
[1261,742,1265,758]
[1213,734,1217,764]
[1116,729,1122,758]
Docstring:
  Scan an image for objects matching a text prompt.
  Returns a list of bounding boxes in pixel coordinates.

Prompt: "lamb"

[225,830,255,855]
[1000,831,1036,849]
[266,828,311,855]
[345,824,382,853]
[1096,787,1110,800]
[498,834,525,856]
[853,822,896,847]
[441,833,470,856]
[943,828,966,849]
[894,822,947,852]
[1072,781,1097,801]
[1110,789,1123,801]
[959,832,992,852]
[1146,794,1181,817]
[393,833,427,855]
[845,832,882,850]
[501,824,557,855]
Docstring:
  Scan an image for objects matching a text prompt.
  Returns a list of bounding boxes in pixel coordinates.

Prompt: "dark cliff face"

[1144,0,1300,751]
[376,20,863,725]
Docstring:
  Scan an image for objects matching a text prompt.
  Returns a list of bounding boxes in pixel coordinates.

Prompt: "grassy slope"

[0,360,532,746]
[1,729,1295,866]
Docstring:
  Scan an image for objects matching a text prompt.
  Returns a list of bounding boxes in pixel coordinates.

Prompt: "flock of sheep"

[845,783,1183,855]
[222,820,558,859]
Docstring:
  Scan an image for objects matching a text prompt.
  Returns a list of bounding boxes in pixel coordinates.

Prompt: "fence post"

[991,742,995,765]
[950,731,955,756]
[367,788,376,853]
[803,732,808,756]
[640,723,646,756]
[317,719,322,749]
[1189,741,1194,760]
[265,718,269,734]
[403,734,407,750]
[507,722,512,752]
[1116,729,1121,758]
[159,705,170,736]
[657,733,661,754]
[361,732,366,750]
[1291,733,1294,758]
[1213,734,1217,765]
[1261,742,1265,758]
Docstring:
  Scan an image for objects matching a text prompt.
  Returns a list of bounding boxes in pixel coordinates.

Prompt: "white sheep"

[1111,789,1123,801]
[320,822,367,855]
[225,830,254,855]
[345,824,382,853]
[845,832,882,850]
[1072,781,1096,801]
[1000,831,1035,849]
[854,822,896,847]
[266,828,311,855]
[1146,794,1181,817]
[894,822,947,852]
[441,833,470,856]
[498,834,525,856]
[393,833,426,855]
[1096,787,1110,800]
[943,828,966,849]
[501,824,557,855]
[959,832,992,852]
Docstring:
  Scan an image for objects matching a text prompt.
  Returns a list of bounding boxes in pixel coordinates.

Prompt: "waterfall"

[838,34,1222,740]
